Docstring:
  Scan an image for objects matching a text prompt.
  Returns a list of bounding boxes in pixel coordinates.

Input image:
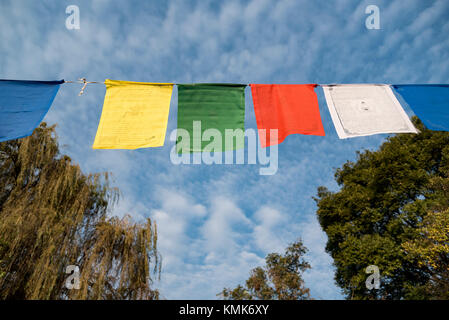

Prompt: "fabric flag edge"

[0,80,63,142]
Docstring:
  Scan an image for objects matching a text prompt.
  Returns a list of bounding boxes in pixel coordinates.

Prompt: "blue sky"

[1,0,448,299]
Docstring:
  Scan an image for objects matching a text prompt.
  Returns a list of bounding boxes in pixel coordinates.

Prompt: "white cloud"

[202,196,252,255]
[252,206,287,253]
[150,193,264,299]
[296,214,340,299]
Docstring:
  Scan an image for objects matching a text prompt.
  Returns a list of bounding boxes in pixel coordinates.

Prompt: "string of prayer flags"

[322,84,418,139]
[0,79,63,142]
[392,85,449,132]
[176,84,246,153]
[92,79,174,149]
[250,84,325,147]
[3,78,448,149]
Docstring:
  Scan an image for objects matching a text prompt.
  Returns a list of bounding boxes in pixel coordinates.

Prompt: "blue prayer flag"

[0,79,63,142]
[392,84,449,131]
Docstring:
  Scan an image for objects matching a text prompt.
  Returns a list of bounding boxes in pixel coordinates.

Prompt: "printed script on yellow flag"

[93,79,174,149]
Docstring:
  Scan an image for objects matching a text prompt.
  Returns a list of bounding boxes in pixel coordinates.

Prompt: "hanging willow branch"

[0,123,160,300]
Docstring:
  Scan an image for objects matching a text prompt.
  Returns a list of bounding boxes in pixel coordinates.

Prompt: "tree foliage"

[402,174,449,299]
[0,123,160,299]
[315,118,449,299]
[220,239,311,300]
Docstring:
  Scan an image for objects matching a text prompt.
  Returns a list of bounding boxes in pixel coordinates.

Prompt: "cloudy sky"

[1,0,448,299]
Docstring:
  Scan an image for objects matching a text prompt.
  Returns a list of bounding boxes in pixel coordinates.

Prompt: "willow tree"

[0,123,160,300]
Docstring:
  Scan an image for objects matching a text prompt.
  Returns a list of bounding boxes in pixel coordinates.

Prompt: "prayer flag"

[392,84,449,131]
[322,84,418,139]
[250,84,325,147]
[0,79,63,142]
[176,84,246,153]
[93,79,174,149]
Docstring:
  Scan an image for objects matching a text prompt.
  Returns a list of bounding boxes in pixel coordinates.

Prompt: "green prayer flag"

[176,84,246,153]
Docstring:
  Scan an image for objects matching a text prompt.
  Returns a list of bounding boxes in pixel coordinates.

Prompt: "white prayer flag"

[322,84,418,139]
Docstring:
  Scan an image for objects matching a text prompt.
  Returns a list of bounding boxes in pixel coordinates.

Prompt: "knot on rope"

[78,78,88,96]
[63,78,102,96]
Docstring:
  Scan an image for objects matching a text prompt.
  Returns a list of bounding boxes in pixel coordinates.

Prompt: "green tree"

[0,123,160,299]
[220,239,311,300]
[314,118,449,299]
[402,173,449,299]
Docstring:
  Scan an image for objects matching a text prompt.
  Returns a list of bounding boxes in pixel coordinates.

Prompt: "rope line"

[63,78,104,95]
[61,80,399,96]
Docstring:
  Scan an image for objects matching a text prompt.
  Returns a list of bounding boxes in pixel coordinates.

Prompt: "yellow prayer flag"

[93,79,174,149]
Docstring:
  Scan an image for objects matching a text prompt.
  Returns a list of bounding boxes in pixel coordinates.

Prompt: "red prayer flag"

[250,84,325,147]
